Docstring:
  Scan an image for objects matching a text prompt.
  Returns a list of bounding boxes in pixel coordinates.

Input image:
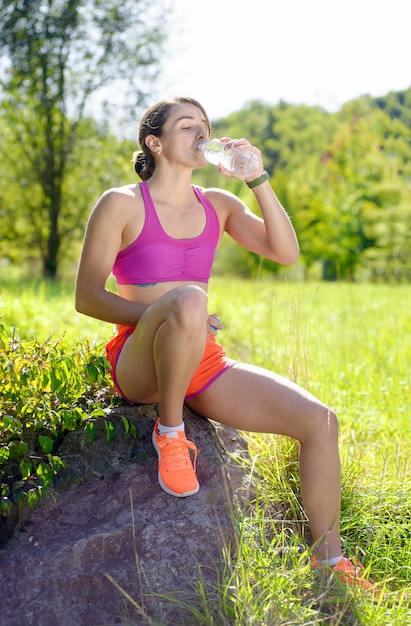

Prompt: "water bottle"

[200,139,259,177]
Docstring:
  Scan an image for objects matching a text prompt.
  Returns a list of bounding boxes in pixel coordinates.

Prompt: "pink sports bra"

[112,182,220,285]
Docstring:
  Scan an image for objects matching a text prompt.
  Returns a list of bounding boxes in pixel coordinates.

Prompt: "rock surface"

[0,405,249,626]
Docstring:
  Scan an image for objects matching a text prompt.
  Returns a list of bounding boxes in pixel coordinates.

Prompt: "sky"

[158,0,411,121]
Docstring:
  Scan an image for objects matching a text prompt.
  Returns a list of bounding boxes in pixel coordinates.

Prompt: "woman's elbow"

[75,291,87,315]
[75,284,93,316]
[276,243,300,266]
[284,248,300,265]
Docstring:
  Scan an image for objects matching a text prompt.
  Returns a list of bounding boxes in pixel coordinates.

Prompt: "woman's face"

[158,102,209,164]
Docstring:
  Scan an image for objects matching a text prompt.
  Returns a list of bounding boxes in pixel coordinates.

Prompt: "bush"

[0,322,111,517]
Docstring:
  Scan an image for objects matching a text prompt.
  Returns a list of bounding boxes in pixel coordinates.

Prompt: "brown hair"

[132,97,211,181]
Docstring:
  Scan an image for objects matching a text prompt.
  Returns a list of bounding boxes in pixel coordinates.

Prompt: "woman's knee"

[324,406,338,436]
[168,285,208,329]
[301,404,339,446]
[316,406,339,443]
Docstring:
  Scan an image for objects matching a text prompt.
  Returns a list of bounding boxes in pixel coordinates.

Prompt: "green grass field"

[1,276,410,624]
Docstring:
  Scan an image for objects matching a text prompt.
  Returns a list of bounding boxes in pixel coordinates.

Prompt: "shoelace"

[157,436,198,471]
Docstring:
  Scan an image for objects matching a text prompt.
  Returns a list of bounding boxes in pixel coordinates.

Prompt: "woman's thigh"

[115,285,208,403]
[186,362,336,442]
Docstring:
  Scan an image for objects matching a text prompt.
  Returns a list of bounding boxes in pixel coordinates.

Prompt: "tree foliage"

[202,89,411,281]
[0,0,168,277]
[0,35,410,283]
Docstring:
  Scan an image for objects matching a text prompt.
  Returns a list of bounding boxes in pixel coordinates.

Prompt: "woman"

[75,96,373,589]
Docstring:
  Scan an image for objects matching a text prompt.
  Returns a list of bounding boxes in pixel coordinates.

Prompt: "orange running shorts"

[106,324,236,403]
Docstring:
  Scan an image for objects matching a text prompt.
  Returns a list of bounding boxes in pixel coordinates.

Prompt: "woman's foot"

[152,419,199,497]
[312,555,378,592]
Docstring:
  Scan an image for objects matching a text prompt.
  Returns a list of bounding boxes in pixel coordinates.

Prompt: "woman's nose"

[196,125,207,140]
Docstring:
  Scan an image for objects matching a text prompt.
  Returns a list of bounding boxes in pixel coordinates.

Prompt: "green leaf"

[86,363,99,384]
[41,368,51,391]
[0,497,12,517]
[63,410,77,431]
[50,369,62,393]
[129,421,138,440]
[26,490,39,509]
[1,415,22,433]
[38,435,53,454]
[105,420,116,444]
[19,458,32,481]
[9,440,29,460]
[36,462,53,487]
[121,415,129,435]
[120,416,137,439]
[0,446,10,463]
[90,406,105,418]
[85,421,96,443]
[47,455,65,474]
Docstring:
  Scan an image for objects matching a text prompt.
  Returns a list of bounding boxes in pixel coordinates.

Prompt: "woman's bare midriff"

[117,280,209,307]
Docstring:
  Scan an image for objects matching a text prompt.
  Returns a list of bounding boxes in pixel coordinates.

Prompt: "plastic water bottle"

[200,139,259,177]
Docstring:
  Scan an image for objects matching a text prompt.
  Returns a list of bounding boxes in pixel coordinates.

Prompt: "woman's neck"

[146,167,195,205]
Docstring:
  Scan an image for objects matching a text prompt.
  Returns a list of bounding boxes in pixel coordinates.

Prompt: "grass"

[1,274,410,624]
[0,274,114,347]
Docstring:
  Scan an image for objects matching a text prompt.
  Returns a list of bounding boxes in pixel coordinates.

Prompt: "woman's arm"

[75,189,148,325]
[244,178,299,265]
[209,182,299,266]
[208,138,299,265]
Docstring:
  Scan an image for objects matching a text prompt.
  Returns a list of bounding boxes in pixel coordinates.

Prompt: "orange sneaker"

[312,556,377,592]
[152,419,200,497]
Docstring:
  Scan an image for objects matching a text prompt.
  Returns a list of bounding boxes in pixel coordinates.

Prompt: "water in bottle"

[200,139,259,178]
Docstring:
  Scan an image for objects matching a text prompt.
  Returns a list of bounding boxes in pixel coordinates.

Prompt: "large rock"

[0,405,249,626]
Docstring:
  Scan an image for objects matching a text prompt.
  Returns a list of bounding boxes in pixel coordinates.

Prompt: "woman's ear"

[145,135,161,155]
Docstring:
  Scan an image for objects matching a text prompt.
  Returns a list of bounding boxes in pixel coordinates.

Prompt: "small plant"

[0,322,111,517]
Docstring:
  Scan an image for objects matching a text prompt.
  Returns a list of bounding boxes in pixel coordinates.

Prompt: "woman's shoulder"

[197,186,245,215]
[197,185,238,204]
[87,183,144,231]
[91,183,143,214]
[99,183,142,203]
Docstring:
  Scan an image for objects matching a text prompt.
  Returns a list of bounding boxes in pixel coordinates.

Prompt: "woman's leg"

[187,362,342,561]
[115,285,210,497]
[115,285,209,426]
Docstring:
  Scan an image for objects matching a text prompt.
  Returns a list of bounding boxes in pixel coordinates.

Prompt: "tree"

[291,107,411,280]
[202,94,411,282]
[0,0,168,278]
